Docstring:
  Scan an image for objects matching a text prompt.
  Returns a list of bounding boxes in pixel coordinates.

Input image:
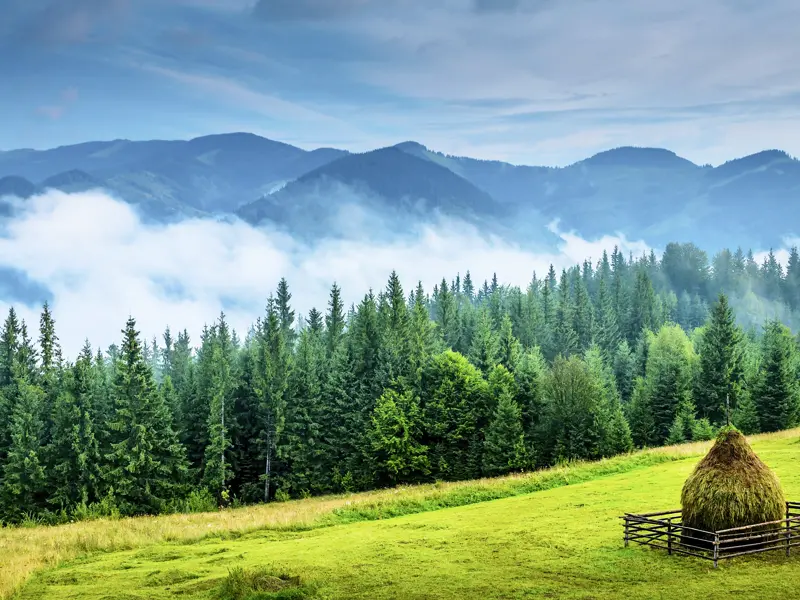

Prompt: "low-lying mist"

[0,187,656,355]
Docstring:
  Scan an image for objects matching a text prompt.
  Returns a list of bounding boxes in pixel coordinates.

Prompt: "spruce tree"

[468,308,499,375]
[513,348,546,461]
[1,380,47,521]
[202,344,234,500]
[642,324,696,444]
[104,317,188,514]
[325,283,346,356]
[497,314,522,373]
[695,293,744,424]
[48,343,101,511]
[755,320,799,432]
[482,391,527,475]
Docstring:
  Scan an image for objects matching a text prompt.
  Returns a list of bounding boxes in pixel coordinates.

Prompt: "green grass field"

[9,431,800,599]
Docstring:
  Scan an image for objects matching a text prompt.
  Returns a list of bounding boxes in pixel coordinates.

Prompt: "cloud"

[473,0,521,12]
[34,87,79,121]
[5,0,800,168]
[252,0,372,21]
[8,0,130,45]
[0,189,649,358]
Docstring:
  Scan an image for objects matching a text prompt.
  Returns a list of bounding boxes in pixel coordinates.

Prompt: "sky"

[2,0,800,166]
[0,189,652,355]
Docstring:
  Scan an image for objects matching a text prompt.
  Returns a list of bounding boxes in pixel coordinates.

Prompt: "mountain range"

[1,133,798,251]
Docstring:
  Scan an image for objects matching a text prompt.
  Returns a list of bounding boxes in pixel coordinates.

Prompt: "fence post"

[787,504,791,558]
[713,533,719,568]
[667,519,673,555]
[624,517,629,548]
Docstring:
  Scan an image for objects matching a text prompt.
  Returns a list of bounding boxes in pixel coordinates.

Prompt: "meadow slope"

[6,430,800,599]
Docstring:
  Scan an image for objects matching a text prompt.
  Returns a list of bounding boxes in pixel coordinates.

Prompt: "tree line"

[1,242,799,524]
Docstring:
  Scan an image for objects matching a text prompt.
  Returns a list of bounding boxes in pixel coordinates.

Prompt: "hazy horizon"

[3,1,800,166]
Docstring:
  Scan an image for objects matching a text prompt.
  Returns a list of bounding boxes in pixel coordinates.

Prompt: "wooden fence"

[622,501,800,567]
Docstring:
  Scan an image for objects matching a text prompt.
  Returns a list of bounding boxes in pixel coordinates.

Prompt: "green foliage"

[216,566,313,600]
[482,388,527,475]
[368,389,429,485]
[4,243,800,524]
[642,324,697,443]
[755,320,799,432]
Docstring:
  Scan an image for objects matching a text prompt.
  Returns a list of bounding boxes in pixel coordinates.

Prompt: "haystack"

[681,427,785,537]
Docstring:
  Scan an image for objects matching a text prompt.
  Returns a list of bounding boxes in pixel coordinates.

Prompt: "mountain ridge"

[1,133,799,251]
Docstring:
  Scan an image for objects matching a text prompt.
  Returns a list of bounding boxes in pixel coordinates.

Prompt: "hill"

[2,134,800,250]
[236,146,505,236]
[0,134,350,218]
[10,429,800,600]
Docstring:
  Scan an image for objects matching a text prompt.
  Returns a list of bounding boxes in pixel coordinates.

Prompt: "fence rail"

[622,501,800,567]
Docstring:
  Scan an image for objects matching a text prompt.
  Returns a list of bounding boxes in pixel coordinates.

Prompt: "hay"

[681,427,785,533]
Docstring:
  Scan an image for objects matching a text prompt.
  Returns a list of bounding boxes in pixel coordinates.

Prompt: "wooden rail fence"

[622,501,800,567]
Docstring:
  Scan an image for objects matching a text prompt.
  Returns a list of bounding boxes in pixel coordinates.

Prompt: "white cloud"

[0,189,649,357]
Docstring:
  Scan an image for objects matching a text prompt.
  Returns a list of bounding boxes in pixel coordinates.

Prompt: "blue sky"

[3,0,800,165]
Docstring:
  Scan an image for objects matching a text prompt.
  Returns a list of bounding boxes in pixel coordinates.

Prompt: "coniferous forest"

[1,242,800,524]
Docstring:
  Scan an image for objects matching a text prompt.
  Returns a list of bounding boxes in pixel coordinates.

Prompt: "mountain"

[0,175,37,199]
[236,147,506,239]
[1,134,798,251]
[0,134,350,218]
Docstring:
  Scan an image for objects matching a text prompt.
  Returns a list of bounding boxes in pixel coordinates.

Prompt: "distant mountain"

[40,169,99,193]
[0,175,36,199]
[0,133,350,218]
[237,147,505,238]
[1,134,799,251]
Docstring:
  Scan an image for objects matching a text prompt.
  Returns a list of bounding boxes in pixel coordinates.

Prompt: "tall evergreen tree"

[104,317,188,514]
[48,342,101,511]
[755,320,799,432]
[694,293,744,424]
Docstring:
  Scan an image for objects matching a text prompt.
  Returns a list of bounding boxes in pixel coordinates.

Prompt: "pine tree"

[755,320,799,432]
[202,344,233,499]
[694,293,744,424]
[280,327,326,495]
[325,283,346,356]
[571,274,594,351]
[613,340,637,405]
[434,279,460,350]
[254,301,290,500]
[553,270,579,357]
[468,308,499,375]
[732,392,760,434]
[628,269,657,343]
[104,317,188,514]
[482,391,527,475]
[306,308,324,334]
[513,348,546,461]
[1,380,46,521]
[497,314,522,373]
[627,377,656,447]
[275,277,296,346]
[594,277,621,358]
[48,342,101,511]
[642,324,696,444]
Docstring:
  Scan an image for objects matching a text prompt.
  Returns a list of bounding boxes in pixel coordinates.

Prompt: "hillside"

[236,146,505,235]
[11,430,800,600]
[2,134,799,249]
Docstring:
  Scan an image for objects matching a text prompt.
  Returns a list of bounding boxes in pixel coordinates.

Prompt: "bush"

[216,566,314,600]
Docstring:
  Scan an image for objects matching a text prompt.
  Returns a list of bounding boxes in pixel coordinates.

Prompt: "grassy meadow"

[5,429,800,599]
